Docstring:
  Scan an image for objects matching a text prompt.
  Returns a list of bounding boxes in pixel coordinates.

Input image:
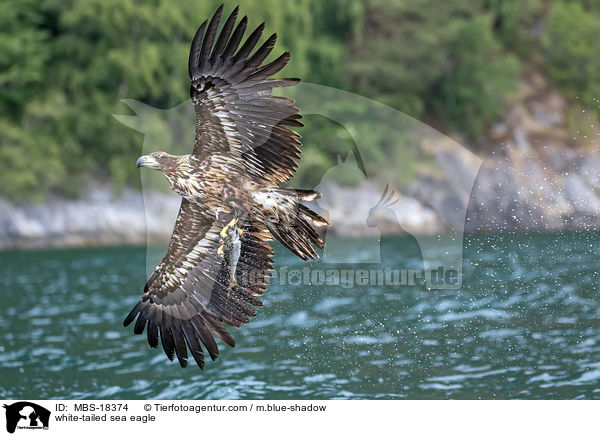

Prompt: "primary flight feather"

[124,5,327,368]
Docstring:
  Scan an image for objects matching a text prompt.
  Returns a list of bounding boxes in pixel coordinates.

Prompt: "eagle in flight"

[124,5,327,368]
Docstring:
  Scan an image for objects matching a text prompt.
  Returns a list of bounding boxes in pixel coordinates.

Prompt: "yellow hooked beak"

[136,155,159,169]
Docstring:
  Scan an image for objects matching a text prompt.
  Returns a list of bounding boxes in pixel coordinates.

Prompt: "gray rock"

[0,186,179,250]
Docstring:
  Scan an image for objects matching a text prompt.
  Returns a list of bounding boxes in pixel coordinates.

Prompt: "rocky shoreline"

[0,181,443,250]
[0,187,180,250]
[3,140,600,251]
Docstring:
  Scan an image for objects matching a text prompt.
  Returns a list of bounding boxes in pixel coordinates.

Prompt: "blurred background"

[2,0,600,399]
[3,0,600,245]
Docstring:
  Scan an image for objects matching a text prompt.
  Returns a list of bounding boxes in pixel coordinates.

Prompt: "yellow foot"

[228,277,238,290]
[220,217,239,239]
[217,244,225,257]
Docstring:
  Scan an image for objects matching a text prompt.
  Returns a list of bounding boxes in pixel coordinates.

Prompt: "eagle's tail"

[261,189,327,261]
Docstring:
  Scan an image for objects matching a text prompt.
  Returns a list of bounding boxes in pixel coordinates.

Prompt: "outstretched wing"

[124,199,273,368]
[188,5,303,186]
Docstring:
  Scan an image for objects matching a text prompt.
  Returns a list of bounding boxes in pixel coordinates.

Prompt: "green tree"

[541,1,600,108]
[2,0,597,200]
[344,0,519,138]
[434,16,519,138]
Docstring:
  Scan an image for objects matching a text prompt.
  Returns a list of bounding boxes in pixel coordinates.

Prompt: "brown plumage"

[124,5,327,368]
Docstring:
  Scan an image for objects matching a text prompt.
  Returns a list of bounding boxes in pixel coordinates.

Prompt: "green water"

[1,232,599,399]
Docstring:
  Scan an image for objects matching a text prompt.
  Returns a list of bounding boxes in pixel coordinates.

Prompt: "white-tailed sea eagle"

[123,5,327,368]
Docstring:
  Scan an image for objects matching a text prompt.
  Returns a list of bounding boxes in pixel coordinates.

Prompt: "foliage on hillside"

[1,0,598,199]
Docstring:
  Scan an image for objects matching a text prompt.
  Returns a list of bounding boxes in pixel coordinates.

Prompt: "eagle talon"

[217,244,225,257]
[227,277,238,290]
[220,217,239,239]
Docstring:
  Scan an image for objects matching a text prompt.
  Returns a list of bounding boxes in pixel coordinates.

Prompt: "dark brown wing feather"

[188,5,303,185]
[124,199,273,368]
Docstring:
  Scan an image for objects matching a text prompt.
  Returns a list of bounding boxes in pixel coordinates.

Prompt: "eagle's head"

[136,151,177,171]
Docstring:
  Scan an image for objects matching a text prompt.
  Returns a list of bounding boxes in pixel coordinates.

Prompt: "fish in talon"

[226,223,242,290]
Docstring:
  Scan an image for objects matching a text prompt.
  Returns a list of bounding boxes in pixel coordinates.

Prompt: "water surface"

[1,232,599,399]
